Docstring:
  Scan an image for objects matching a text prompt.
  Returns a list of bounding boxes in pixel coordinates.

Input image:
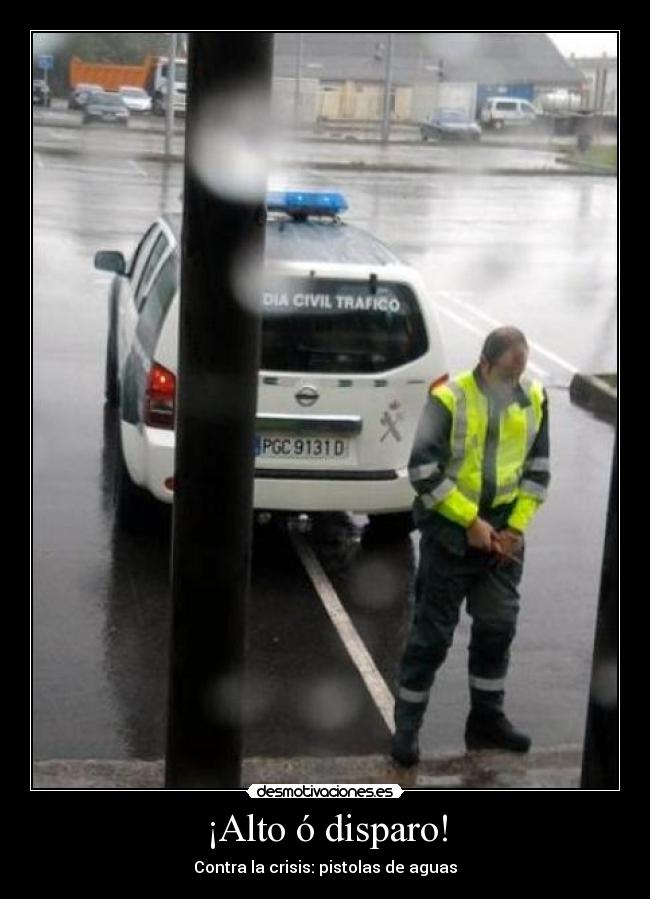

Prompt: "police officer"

[391,327,550,767]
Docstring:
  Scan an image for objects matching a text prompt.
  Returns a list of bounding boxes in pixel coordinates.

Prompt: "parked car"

[82,91,130,126]
[94,191,448,534]
[32,79,51,107]
[118,85,152,114]
[480,97,539,130]
[420,109,481,142]
[68,83,104,110]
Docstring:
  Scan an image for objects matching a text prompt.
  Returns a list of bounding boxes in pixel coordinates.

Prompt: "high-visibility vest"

[422,370,547,530]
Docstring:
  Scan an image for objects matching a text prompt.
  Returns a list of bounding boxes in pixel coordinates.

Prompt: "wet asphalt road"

[33,134,617,764]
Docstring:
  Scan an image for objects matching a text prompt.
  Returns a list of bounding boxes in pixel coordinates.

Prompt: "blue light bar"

[266,190,348,218]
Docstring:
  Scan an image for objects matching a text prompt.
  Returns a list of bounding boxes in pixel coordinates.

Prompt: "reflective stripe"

[524,457,550,473]
[399,686,430,703]
[447,381,467,478]
[409,462,441,482]
[430,478,457,503]
[519,480,548,500]
[461,485,480,503]
[525,403,538,454]
[420,494,435,510]
[494,481,519,501]
[469,675,506,692]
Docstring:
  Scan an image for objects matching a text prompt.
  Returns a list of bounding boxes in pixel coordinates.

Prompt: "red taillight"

[429,373,449,393]
[145,362,176,429]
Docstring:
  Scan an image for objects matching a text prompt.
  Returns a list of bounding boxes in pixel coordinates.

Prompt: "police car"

[95,191,448,533]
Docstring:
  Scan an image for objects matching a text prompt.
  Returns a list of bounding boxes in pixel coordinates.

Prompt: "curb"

[33,144,610,178]
[569,373,617,422]
[555,156,617,176]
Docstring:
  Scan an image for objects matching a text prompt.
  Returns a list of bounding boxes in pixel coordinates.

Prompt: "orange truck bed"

[69,56,153,91]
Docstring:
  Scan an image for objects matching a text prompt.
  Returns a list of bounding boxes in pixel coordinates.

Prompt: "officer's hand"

[492,528,524,563]
[499,529,524,556]
[466,517,495,552]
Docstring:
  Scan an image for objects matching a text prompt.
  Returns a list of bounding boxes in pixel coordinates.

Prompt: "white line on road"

[438,290,579,375]
[290,532,395,733]
[34,154,44,169]
[128,159,149,177]
[431,301,551,380]
[45,128,75,141]
[46,161,134,176]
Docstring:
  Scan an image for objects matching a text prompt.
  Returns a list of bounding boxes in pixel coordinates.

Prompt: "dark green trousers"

[395,525,524,732]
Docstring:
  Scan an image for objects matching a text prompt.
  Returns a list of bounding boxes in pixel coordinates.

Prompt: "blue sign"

[38,54,54,71]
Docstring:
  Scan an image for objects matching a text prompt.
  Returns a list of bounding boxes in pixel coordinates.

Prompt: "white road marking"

[290,532,395,733]
[431,301,550,380]
[34,153,44,169]
[439,290,579,375]
[45,128,75,141]
[128,159,148,177]
[45,161,134,176]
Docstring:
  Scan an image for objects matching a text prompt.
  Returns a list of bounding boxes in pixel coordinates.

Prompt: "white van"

[480,96,539,129]
[95,191,448,535]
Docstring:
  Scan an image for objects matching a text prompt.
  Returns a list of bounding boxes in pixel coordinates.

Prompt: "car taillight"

[429,373,449,393]
[145,362,176,429]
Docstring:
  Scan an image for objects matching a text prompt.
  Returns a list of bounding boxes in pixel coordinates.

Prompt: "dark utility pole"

[165,32,273,789]
[581,432,618,788]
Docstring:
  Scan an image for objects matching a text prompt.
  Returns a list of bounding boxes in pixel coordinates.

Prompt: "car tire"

[113,424,158,532]
[365,511,415,543]
[104,315,119,408]
[494,120,504,131]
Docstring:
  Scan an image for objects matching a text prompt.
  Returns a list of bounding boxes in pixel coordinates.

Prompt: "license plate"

[255,434,349,459]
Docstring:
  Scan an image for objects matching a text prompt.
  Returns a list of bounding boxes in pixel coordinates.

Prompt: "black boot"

[465,708,531,753]
[390,728,420,767]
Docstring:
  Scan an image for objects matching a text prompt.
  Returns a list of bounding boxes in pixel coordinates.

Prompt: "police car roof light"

[267,191,348,219]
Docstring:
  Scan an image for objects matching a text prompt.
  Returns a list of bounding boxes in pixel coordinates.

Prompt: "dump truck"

[69,55,187,114]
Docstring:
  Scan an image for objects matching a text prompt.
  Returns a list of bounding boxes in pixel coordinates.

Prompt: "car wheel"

[365,511,414,543]
[113,425,158,532]
[494,120,504,131]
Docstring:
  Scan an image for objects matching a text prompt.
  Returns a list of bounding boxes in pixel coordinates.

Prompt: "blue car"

[420,109,482,142]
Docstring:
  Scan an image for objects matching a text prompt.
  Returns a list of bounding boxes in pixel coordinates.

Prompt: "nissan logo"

[295,386,319,407]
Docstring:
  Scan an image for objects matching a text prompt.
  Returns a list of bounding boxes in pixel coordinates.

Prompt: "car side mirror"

[94,250,126,275]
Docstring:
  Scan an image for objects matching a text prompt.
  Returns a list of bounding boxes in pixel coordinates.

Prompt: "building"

[271,32,585,123]
[569,54,618,115]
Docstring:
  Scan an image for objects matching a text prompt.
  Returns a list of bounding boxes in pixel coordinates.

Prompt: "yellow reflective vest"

[408,369,550,533]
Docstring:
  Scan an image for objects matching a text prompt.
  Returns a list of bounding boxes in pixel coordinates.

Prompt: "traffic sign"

[38,55,53,71]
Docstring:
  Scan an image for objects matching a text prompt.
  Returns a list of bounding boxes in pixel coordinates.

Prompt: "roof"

[569,55,618,70]
[164,214,400,266]
[273,32,583,86]
[265,219,400,265]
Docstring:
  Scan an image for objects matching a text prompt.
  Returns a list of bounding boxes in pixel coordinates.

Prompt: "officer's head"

[479,327,529,403]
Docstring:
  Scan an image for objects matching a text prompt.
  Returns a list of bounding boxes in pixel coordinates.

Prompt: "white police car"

[95,191,448,533]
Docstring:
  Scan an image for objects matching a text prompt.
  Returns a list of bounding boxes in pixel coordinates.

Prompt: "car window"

[135,232,169,310]
[261,276,429,374]
[128,223,158,281]
[495,101,517,111]
[136,254,178,356]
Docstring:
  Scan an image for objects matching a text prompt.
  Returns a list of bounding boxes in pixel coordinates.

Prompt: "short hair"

[480,327,528,365]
